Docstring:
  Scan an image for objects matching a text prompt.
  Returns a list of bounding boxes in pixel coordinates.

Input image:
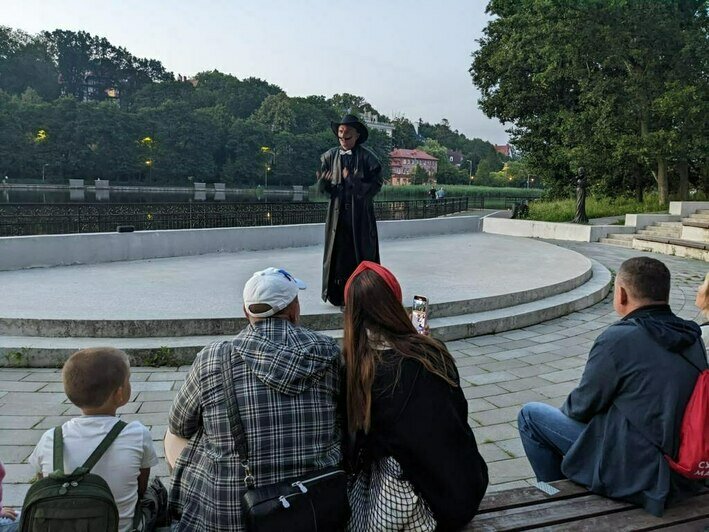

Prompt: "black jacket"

[561,305,708,516]
[351,350,489,531]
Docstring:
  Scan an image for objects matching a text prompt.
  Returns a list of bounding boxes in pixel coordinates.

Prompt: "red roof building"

[389,149,438,186]
[494,144,512,157]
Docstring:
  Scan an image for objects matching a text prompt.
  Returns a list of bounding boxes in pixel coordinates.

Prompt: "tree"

[411,164,428,185]
[471,0,708,204]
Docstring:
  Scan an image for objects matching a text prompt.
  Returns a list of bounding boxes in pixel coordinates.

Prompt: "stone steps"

[0,261,612,367]
[599,234,634,248]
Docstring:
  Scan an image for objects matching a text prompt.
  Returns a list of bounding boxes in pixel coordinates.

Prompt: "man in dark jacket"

[518,256,707,516]
[317,114,383,306]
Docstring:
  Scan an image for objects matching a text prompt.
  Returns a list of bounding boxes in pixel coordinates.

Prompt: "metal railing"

[0,197,473,236]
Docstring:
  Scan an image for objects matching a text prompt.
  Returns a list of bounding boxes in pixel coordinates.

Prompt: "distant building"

[447,149,464,167]
[494,144,512,157]
[390,148,438,186]
[361,111,395,137]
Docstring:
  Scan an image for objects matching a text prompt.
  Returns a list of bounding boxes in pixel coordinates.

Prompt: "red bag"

[665,369,709,480]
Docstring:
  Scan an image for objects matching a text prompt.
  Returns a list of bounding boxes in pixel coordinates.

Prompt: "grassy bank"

[527,195,664,222]
[308,184,542,201]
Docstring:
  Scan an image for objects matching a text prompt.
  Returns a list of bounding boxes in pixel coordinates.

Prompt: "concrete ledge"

[0,260,611,367]
[682,225,709,242]
[633,238,709,262]
[669,201,709,217]
[625,213,679,230]
[483,217,634,242]
[0,216,481,271]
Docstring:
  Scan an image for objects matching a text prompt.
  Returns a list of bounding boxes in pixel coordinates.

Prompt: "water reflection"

[70,189,85,201]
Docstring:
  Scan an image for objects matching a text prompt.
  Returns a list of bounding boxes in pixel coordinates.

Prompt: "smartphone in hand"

[411,295,429,334]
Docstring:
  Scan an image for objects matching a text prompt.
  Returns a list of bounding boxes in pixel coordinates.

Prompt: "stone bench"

[683,220,709,230]
[466,480,709,530]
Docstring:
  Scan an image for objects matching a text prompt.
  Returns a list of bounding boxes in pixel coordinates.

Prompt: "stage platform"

[0,232,611,366]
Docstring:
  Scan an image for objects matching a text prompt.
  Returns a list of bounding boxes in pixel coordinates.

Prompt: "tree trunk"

[634,165,644,203]
[657,158,669,206]
[677,160,689,200]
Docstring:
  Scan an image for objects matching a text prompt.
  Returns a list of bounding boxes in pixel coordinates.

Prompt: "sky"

[1,0,509,144]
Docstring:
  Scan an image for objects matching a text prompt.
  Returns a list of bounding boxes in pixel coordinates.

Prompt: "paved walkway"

[0,242,706,506]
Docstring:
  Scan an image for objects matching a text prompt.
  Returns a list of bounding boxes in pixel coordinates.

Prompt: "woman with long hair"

[343,261,488,531]
[696,272,709,347]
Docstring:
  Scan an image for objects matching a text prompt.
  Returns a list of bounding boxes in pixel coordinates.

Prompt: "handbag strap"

[218,341,255,488]
[52,420,127,475]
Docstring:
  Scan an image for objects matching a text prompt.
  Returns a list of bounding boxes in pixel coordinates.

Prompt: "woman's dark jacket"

[318,146,383,302]
[350,349,489,530]
[561,305,708,516]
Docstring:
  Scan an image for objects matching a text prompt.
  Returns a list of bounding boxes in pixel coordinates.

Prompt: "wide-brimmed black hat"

[331,114,368,145]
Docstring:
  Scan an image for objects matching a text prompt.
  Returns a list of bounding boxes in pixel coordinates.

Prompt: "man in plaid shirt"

[168,267,343,531]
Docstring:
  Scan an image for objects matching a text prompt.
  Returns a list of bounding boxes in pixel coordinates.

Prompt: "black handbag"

[219,344,350,532]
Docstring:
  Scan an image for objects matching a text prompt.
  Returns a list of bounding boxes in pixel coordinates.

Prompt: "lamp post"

[42,163,49,183]
[260,146,275,201]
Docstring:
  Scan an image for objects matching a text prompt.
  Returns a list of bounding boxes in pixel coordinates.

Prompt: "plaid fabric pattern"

[169,319,342,532]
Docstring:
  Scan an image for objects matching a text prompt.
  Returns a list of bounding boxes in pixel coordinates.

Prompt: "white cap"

[243,267,307,318]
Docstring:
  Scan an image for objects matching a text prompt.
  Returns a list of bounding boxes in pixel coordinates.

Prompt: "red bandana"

[345,261,402,303]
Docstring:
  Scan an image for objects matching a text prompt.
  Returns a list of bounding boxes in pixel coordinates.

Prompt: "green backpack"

[21,420,137,532]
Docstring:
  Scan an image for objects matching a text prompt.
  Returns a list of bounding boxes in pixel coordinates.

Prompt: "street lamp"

[42,163,49,183]
[260,146,276,201]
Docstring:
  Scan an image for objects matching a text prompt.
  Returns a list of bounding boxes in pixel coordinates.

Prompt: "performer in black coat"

[317,115,383,306]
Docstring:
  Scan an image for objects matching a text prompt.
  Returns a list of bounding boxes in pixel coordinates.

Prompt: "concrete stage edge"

[0,222,611,366]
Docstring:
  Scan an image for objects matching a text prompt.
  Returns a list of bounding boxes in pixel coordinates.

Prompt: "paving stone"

[487,348,536,362]
[499,330,539,341]
[4,463,36,482]
[147,372,186,382]
[0,445,34,464]
[463,372,516,386]
[135,391,178,402]
[129,381,174,392]
[485,390,547,409]
[526,342,563,354]
[138,401,175,414]
[462,384,508,399]
[2,392,67,405]
[473,406,521,426]
[495,438,527,459]
[467,398,496,413]
[474,423,518,446]
[20,372,63,382]
[0,371,30,381]
[0,403,67,416]
[498,376,550,393]
[150,425,168,440]
[467,335,509,347]
[494,339,537,350]
[2,483,30,507]
[487,479,535,491]
[486,457,535,484]
[0,381,45,392]
[539,367,585,384]
[478,360,530,372]
[546,357,587,371]
[529,333,566,344]
[521,352,562,365]
[33,416,75,430]
[0,429,46,445]
[458,345,505,356]
[506,364,558,378]
[120,413,171,426]
[0,415,43,429]
[478,443,510,463]
[458,365,491,378]
[533,382,578,399]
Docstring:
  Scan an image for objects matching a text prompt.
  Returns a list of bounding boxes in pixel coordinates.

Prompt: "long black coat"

[318,146,383,302]
[561,305,708,516]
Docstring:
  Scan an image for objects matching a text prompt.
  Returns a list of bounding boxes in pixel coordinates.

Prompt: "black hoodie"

[561,305,708,516]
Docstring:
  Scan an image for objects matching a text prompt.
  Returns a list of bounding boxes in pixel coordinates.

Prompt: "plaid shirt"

[169,319,342,531]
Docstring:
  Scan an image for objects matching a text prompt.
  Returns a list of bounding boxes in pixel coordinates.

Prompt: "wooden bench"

[466,480,709,531]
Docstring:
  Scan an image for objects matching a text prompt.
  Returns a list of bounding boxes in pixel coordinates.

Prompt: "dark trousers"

[327,206,358,306]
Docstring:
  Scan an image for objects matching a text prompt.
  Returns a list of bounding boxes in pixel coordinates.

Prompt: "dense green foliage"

[471,0,708,205]
[0,26,504,187]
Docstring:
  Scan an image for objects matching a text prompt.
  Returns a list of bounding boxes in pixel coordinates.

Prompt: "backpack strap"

[73,420,128,475]
[52,426,64,474]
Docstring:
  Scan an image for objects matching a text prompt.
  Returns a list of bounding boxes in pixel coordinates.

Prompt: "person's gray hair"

[617,257,670,302]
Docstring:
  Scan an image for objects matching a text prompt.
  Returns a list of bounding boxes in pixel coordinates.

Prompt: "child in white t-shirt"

[28,347,162,532]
